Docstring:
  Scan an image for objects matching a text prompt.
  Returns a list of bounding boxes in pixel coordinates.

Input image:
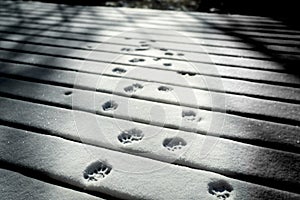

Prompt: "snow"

[1,126,299,199]
[0,1,299,199]
[0,77,299,151]
[0,169,103,200]
[0,97,299,190]
[0,59,299,123]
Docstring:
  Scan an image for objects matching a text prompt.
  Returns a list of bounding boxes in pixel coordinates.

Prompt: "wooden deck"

[0,0,299,199]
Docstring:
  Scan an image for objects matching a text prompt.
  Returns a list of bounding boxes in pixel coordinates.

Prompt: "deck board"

[0,0,299,199]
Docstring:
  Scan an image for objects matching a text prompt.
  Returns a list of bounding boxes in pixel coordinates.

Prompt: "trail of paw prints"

[163,137,187,151]
[124,83,143,93]
[182,110,200,122]
[83,161,112,182]
[208,180,233,200]
[118,128,144,144]
[102,100,118,111]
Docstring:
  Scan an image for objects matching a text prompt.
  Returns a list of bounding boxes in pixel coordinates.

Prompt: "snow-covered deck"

[0,0,299,199]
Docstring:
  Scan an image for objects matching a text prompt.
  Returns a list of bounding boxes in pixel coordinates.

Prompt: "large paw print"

[163,137,187,151]
[208,180,233,200]
[118,128,144,144]
[83,161,112,182]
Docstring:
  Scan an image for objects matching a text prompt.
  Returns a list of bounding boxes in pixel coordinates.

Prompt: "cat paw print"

[102,100,118,111]
[121,47,132,52]
[208,180,233,200]
[163,63,172,67]
[182,110,199,122]
[177,71,196,76]
[83,161,112,182]
[164,52,174,56]
[129,58,145,63]
[124,83,143,93]
[163,137,187,151]
[112,67,127,74]
[158,85,173,92]
[118,128,144,144]
[135,41,151,51]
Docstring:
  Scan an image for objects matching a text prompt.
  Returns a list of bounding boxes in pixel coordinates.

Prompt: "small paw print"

[163,137,187,151]
[208,180,233,199]
[118,128,144,144]
[102,100,118,111]
[182,110,199,122]
[83,161,112,182]
[124,83,143,93]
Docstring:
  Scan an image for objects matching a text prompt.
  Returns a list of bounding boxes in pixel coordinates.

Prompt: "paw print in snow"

[112,67,127,74]
[163,137,187,151]
[129,58,145,63]
[182,110,199,122]
[208,180,233,200]
[102,100,118,111]
[124,83,143,93]
[118,128,144,144]
[83,161,112,182]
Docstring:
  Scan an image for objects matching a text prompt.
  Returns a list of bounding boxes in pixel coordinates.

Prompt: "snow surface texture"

[0,97,299,189]
[0,1,300,199]
[0,169,103,200]
[0,58,299,124]
[1,36,299,89]
[1,126,299,200]
[0,38,299,103]
[0,77,299,151]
